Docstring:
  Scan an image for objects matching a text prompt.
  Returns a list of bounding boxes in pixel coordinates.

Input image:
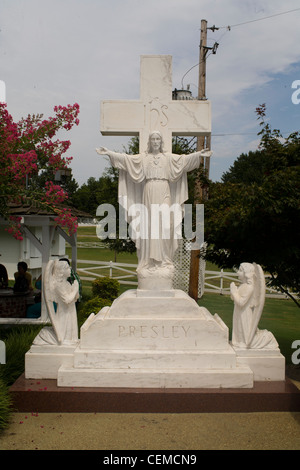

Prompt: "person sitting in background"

[32,273,42,303]
[13,261,33,293]
[26,274,42,318]
[0,264,8,289]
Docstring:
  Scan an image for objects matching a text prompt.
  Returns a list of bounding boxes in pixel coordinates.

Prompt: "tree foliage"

[72,165,136,257]
[72,166,118,216]
[0,102,80,238]
[204,104,300,306]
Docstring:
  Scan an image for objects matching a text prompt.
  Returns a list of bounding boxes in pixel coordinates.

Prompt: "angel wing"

[43,260,63,345]
[246,263,265,347]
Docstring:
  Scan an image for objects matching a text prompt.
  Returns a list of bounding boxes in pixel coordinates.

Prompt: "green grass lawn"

[75,226,99,237]
[199,293,299,364]
[66,245,138,263]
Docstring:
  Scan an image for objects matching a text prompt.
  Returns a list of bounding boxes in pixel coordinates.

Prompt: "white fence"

[77,260,138,286]
[0,259,291,325]
[77,241,106,249]
[77,260,289,299]
[204,269,288,299]
[74,234,291,298]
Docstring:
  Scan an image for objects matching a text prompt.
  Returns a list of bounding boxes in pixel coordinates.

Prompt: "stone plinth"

[56,290,254,389]
[10,374,300,413]
[234,347,286,382]
[25,289,286,390]
[25,343,78,379]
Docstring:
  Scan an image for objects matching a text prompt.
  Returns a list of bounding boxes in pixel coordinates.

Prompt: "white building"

[0,203,88,323]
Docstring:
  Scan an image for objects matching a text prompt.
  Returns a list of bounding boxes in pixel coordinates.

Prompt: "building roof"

[7,201,92,218]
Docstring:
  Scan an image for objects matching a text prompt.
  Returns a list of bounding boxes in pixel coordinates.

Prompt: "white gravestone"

[26,55,284,388]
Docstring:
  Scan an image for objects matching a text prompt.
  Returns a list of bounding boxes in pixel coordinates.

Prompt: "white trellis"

[173,239,206,297]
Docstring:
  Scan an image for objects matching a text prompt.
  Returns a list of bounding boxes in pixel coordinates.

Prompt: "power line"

[212,130,297,137]
[181,63,200,89]
[212,132,257,136]
[181,52,214,89]
[218,7,300,30]
[182,7,300,91]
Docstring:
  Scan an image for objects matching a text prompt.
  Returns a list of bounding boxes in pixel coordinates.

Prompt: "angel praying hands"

[230,263,278,349]
[33,259,79,346]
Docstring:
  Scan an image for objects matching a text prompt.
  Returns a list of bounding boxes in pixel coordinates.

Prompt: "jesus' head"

[147,131,164,154]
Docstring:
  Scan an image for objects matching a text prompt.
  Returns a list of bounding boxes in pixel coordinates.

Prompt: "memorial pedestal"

[57,289,254,388]
[234,347,285,382]
[25,343,78,380]
[25,289,285,389]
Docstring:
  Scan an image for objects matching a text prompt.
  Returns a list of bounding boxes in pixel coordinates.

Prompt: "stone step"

[11,373,300,413]
[73,347,237,370]
[57,364,254,389]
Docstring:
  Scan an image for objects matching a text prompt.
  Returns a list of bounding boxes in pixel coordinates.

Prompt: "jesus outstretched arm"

[96,147,144,182]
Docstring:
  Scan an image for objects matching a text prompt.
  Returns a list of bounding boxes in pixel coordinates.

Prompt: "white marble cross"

[100,55,211,153]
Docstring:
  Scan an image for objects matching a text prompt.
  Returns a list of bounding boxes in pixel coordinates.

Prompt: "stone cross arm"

[100,55,211,153]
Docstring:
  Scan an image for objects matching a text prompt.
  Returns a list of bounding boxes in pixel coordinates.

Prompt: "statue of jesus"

[96,131,212,288]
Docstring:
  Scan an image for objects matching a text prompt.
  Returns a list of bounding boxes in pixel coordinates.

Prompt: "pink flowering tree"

[0,102,80,240]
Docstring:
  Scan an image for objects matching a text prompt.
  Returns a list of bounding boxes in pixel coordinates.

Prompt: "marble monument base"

[234,348,285,382]
[25,289,285,389]
[55,289,254,389]
[25,343,78,380]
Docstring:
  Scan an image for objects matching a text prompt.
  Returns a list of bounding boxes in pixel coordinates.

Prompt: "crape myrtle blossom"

[44,181,68,205]
[7,150,38,181]
[6,216,23,241]
[54,208,78,237]
[0,102,80,239]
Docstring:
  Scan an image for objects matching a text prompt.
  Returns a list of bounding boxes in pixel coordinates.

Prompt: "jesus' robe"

[107,150,203,275]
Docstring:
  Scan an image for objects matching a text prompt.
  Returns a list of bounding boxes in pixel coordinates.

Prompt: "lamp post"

[54,168,72,182]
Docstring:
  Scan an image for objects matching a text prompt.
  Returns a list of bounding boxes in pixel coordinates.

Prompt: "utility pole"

[188,19,211,301]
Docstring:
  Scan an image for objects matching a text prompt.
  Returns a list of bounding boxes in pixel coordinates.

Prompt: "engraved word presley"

[118,324,190,339]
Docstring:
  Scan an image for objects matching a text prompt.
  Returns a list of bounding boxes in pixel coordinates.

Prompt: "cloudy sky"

[1,0,300,186]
